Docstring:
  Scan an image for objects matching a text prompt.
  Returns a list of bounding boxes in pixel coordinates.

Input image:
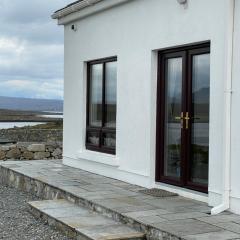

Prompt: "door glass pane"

[191,53,210,185]
[89,64,103,127]
[105,62,117,128]
[164,57,182,178]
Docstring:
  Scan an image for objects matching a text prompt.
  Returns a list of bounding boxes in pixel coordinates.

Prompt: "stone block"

[6,148,21,159]
[17,142,29,152]
[0,150,6,160]
[0,145,10,151]
[28,144,45,152]
[20,147,27,152]
[34,151,50,160]
[52,148,62,157]
[9,144,17,149]
[17,142,29,148]
[46,145,55,153]
[23,151,34,160]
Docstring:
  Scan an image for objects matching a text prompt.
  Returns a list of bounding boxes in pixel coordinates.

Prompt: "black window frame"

[86,56,117,155]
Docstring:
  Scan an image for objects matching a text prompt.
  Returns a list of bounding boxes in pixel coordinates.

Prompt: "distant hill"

[193,87,209,103]
[0,96,63,112]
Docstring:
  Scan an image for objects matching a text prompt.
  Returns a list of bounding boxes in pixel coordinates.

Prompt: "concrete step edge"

[28,199,146,240]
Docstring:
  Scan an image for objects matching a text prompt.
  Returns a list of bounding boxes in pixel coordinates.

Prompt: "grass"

[23,121,63,130]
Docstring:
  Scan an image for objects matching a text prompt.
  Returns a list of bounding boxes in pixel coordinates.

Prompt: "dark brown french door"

[156,43,210,193]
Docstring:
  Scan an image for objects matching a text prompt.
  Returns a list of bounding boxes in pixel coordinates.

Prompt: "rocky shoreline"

[0,108,62,122]
[0,128,62,142]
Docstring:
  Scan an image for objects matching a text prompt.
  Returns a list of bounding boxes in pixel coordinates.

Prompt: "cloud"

[0,0,72,99]
[0,79,63,100]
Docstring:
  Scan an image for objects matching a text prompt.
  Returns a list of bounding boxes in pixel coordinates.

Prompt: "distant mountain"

[0,96,63,112]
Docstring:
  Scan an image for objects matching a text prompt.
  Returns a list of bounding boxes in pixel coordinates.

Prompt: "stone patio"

[1,160,240,240]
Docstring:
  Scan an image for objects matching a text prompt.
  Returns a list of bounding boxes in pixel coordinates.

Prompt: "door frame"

[155,42,210,193]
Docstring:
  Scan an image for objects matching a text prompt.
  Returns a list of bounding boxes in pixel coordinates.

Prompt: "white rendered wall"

[62,0,229,207]
[230,0,240,214]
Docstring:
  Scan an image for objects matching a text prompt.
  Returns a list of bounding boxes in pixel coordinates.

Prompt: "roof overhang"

[52,0,132,25]
[52,0,102,20]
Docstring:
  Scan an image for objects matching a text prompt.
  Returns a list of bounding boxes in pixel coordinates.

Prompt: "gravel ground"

[0,184,71,240]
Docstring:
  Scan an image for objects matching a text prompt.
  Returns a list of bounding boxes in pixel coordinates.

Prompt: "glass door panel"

[164,57,183,179]
[190,53,210,185]
[105,61,117,128]
[157,43,210,193]
[89,64,103,127]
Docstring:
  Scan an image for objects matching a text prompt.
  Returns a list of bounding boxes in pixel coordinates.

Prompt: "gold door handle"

[174,112,184,128]
[185,112,190,130]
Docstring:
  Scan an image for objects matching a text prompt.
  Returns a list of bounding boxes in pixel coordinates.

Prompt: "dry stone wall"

[0,142,62,161]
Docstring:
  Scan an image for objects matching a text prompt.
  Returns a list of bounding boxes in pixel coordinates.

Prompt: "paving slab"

[135,215,167,224]
[124,209,171,218]
[29,199,145,240]
[45,207,90,218]
[29,199,74,209]
[186,205,212,213]
[1,160,240,240]
[160,212,208,221]
[142,197,202,209]
[183,230,240,240]
[59,215,117,228]
[77,224,145,240]
[213,222,240,234]
[153,219,221,236]
[197,214,240,224]
[113,204,157,213]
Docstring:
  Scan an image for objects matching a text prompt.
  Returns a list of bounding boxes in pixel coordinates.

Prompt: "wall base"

[208,191,240,214]
[64,156,210,204]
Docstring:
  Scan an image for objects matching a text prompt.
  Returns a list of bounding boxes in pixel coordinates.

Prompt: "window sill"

[76,149,119,167]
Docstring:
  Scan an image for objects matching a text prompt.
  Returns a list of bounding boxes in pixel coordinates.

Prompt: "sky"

[0,0,73,100]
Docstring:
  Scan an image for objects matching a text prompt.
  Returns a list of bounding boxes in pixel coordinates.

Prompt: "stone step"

[28,199,146,240]
[0,161,217,240]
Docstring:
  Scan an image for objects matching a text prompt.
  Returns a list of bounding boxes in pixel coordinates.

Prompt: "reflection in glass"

[191,54,210,185]
[164,57,182,178]
[87,132,99,146]
[105,62,117,128]
[103,132,116,148]
[89,64,103,127]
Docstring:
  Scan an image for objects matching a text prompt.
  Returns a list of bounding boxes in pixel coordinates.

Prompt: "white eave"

[51,0,103,20]
[52,0,131,25]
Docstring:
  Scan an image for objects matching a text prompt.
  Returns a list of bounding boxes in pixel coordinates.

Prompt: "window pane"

[105,61,117,128]
[191,53,210,185]
[103,132,116,148]
[164,57,182,179]
[89,64,103,127]
[87,131,99,146]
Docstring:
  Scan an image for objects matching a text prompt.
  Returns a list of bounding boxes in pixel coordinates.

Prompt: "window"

[86,57,117,154]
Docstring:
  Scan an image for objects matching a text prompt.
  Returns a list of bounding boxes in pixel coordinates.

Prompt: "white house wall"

[62,0,231,210]
[231,0,240,214]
